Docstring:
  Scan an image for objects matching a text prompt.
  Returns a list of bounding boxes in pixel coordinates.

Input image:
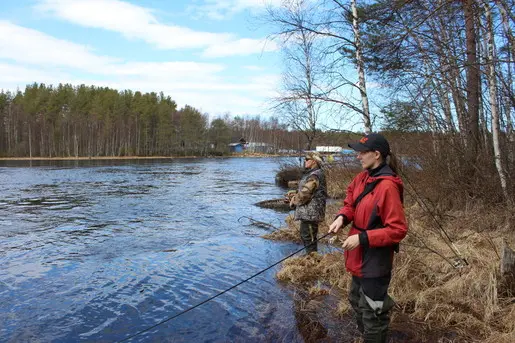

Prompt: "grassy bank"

[265,164,515,342]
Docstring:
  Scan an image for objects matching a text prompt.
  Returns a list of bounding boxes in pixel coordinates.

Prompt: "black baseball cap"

[348,133,390,157]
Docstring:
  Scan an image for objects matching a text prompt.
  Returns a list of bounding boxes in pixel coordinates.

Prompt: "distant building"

[228,140,275,154]
[246,142,275,154]
[278,149,298,154]
[228,142,245,153]
[315,146,343,154]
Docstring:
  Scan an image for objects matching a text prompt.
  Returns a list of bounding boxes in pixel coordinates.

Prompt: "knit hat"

[305,151,323,165]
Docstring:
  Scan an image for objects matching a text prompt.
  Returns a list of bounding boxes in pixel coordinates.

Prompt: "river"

[0,157,342,342]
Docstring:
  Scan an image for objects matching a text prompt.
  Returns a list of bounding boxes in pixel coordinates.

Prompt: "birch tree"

[269,0,325,150]
[266,0,375,134]
[351,0,371,133]
[483,0,510,201]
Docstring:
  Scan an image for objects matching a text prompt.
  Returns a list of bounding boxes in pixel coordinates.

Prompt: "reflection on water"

[0,158,346,342]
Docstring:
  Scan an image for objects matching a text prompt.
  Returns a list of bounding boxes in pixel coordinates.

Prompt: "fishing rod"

[116,232,333,342]
[118,153,462,341]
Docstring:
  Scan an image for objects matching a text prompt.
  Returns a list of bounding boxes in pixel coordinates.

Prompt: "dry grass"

[276,251,350,289]
[323,163,357,199]
[274,162,357,198]
[267,164,515,342]
[262,214,300,242]
[275,163,303,188]
[387,202,515,341]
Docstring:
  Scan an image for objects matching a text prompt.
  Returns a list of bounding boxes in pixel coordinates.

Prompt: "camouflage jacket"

[292,168,327,222]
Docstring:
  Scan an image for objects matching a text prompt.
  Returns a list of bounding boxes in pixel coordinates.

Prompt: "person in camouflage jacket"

[286,151,327,254]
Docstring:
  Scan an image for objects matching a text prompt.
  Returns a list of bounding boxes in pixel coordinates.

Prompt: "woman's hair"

[385,152,400,175]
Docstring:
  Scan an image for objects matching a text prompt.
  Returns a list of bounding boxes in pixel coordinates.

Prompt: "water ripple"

[0,157,320,342]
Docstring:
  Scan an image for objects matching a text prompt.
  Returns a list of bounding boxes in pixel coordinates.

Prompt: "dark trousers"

[300,221,319,253]
[349,274,394,343]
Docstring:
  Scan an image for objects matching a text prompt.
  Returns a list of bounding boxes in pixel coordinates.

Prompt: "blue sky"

[0,0,284,118]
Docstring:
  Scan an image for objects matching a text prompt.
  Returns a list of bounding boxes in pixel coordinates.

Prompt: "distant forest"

[0,83,344,158]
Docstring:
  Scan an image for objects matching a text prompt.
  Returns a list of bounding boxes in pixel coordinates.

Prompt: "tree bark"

[351,0,371,134]
[501,241,515,296]
[499,0,515,162]
[28,122,32,159]
[464,0,481,158]
[484,1,510,202]
[436,17,468,144]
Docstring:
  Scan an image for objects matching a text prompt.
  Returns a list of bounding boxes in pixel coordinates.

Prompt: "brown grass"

[323,163,357,199]
[266,165,515,342]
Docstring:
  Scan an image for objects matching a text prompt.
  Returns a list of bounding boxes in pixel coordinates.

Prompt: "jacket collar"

[368,163,394,177]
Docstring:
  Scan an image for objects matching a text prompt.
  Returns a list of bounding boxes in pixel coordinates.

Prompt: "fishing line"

[119,155,458,341]
[117,232,333,342]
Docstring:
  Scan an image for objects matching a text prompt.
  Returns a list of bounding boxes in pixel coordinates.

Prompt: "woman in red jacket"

[328,133,407,343]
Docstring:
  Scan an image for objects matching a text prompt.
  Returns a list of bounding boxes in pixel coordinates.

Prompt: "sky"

[0,0,284,119]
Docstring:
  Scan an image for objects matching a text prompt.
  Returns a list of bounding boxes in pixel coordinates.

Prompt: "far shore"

[0,154,301,161]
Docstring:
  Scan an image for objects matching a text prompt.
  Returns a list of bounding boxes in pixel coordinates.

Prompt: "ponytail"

[386,152,400,175]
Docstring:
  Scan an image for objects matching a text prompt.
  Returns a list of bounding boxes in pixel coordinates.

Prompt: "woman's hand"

[328,216,344,233]
[342,234,360,251]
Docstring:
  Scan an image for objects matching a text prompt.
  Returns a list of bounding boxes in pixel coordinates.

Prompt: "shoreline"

[0,154,299,161]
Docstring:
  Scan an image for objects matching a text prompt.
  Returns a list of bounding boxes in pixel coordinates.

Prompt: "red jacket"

[337,164,407,277]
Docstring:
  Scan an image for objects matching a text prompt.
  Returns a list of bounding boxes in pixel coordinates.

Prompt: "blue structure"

[229,143,245,153]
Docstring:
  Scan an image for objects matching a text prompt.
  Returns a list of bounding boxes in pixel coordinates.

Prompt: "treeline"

[0,83,320,157]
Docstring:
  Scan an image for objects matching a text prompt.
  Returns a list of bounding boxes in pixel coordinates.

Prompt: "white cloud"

[35,0,278,56]
[203,38,278,58]
[0,22,226,78]
[0,20,118,70]
[36,0,230,49]
[248,73,281,97]
[366,81,383,89]
[111,62,226,81]
[0,63,68,85]
[189,0,283,20]
[168,91,266,115]
[243,65,264,71]
[0,66,278,115]
[0,23,280,115]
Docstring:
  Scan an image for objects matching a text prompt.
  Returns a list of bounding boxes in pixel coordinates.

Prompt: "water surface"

[1,157,334,342]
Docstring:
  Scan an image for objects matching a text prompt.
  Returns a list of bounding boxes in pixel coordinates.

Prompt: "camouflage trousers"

[349,275,395,343]
[300,221,319,254]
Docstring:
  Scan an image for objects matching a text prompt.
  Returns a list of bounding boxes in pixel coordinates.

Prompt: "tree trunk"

[484,1,510,202]
[501,241,515,296]
[28,122,32,159]
[499,1,515,162]
[40,125,45,157]
[6,102,11,155]
[351,0,371,134]
[464,0,480,158]
[478,15,491,151]
[436,84,456,133]
[436,17,467,144]
[499,0,515,61]
[73,123,78,158]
